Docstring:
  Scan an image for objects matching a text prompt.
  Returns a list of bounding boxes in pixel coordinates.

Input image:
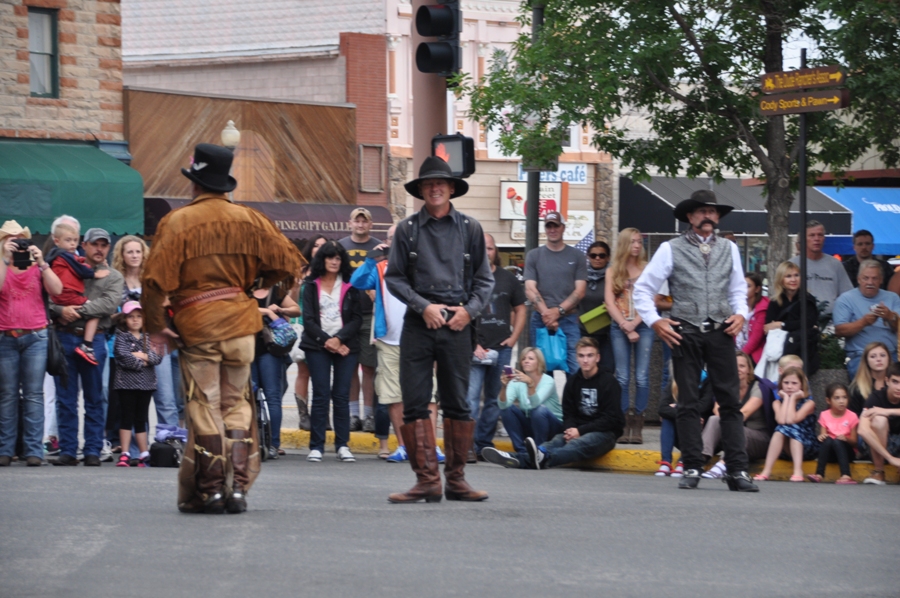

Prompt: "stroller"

[254,382,273,462]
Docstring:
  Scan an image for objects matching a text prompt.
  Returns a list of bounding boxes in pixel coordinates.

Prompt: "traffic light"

[415,1,461,77]
[432,133,475,178]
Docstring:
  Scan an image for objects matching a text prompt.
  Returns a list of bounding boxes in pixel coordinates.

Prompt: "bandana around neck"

[683,229,717,264]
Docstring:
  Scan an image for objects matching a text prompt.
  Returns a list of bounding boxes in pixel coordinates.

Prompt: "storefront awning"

[816,187,900,256]
[145,198,393,240]
[0,141,144,235]
[619,176,852,235]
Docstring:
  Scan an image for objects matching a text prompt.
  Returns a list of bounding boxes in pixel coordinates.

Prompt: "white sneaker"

[496,421,509,437]
[307,449,323,462]
[337,447,355,462]
[100,440,114,463]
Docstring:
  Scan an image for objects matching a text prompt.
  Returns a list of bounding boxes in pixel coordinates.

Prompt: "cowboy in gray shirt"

[385,156,493,505]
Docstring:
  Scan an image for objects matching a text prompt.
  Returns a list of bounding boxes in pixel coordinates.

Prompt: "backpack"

[402,209,475,298]
[149,439,183,468]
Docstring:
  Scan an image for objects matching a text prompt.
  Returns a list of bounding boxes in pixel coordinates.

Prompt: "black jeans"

[672,326,748,472]
[400,311,472,423]
[816,437,855,477]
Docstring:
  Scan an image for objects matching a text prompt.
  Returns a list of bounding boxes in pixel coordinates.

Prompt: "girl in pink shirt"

[808,383,859,484]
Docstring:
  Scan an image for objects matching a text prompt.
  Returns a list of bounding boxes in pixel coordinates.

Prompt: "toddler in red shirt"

[47,222,108,365]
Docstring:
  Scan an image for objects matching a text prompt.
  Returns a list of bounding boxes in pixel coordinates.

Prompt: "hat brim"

[181,168,238,193]
[0,226,30,240]
[673,199,734,223]
[404,173,468,200]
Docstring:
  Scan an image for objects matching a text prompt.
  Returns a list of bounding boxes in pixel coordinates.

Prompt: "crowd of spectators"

[1,211,898,486]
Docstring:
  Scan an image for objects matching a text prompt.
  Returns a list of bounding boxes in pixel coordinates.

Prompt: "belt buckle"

[700,320,713,333]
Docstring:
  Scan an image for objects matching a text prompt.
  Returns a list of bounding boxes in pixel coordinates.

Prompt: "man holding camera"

[384,156,494,504]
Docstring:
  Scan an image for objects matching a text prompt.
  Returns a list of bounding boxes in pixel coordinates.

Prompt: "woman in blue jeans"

[497,348,563,460]
[605,227,654,444]
[0,221,62,466]
[251,282,300,459]
[299,241,362,463]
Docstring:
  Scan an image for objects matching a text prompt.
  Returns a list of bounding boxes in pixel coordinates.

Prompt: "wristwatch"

[558,306,566,316]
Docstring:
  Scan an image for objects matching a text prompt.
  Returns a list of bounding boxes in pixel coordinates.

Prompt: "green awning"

[0,140,144,235]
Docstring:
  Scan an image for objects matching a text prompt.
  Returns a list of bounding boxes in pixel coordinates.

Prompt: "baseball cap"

[544,211,564,226]
[83,228,111,243]
[350,207,372,221]
[122,301,143,315]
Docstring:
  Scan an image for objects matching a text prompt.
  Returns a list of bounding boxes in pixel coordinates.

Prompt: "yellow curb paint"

[278,430,898,483]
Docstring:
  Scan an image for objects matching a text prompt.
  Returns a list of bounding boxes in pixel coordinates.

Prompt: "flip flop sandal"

[789,475,805,482]
[807,474,824,483]
[277,448,286,456]
[752,474,769,481]
[835,477,858,485]
[378,451,391,460]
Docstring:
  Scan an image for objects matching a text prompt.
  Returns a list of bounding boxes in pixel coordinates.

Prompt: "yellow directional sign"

[758,89,850,116]
[760,66,845,94]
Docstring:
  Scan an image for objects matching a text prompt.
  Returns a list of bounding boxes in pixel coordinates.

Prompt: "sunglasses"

[589,253,608,259]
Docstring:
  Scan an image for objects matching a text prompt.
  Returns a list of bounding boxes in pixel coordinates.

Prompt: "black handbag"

[42,291,69,387]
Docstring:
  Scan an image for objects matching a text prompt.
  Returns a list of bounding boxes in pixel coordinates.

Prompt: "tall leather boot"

[442,419,488,502]
[295,394,311,431]
[631,412,644,444]
[225,429,251,514]
[618,410,633,444]
[388,419,442,503]
[195,434,226,514]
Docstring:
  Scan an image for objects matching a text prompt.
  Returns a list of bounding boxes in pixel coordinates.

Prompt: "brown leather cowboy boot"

[388,419,442,503]
[195,434,226,514]
[225,429,251,514]
[618,410,634,444]
[631,412,644,444]
[443,419,488,501]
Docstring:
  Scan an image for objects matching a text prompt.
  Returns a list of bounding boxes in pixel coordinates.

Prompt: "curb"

[279,430,899,484]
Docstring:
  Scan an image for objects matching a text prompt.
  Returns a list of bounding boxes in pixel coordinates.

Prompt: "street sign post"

[760,66,845,94]
[759,89,850,116]
[759,58,849,374]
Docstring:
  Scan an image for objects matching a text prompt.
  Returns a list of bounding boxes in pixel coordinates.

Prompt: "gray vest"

[668,235,733,326]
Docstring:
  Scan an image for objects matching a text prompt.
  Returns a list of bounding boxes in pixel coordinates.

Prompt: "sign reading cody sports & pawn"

[760,66,844,93]
[758,65,848,117]
[759,89,851,116]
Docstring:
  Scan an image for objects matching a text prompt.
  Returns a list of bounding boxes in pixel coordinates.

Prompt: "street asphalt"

[1,453,897,598]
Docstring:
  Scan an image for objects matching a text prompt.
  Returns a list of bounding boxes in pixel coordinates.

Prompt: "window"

[28,9,58,98]
[358,144,385,193]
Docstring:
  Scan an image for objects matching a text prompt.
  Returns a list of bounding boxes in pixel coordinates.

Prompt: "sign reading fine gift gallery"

[499,181,569,220]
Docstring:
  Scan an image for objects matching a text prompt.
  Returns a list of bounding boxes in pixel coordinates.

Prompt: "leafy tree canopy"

[460,0,900,265]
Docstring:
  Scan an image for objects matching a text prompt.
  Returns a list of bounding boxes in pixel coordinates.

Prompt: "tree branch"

[666,4,724,88]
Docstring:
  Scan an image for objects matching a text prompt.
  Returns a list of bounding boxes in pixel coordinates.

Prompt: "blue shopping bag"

[535,326,568,373]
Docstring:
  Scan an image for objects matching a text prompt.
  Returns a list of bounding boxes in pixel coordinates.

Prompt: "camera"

[11,238,33,269]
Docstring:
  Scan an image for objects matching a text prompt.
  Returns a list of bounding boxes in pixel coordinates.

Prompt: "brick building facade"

[0,0,125,142]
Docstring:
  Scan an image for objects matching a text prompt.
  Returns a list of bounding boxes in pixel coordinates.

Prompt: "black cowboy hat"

[181,143,237,193]
[673,189,734,223]
[404,156,469,200]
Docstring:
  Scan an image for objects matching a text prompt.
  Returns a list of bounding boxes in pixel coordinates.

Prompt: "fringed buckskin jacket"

[141,193,304,347]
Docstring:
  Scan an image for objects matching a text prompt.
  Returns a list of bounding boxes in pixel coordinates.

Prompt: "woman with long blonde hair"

[604,227,654,443]
[111,235,149,302]
[764,261,820,374]
[848,341,892,415]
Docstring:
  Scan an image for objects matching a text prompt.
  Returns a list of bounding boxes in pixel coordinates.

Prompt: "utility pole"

[524,2,544,256]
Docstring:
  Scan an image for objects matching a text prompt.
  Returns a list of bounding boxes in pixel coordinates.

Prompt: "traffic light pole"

[524,3,544,256]
[412,0,448,171]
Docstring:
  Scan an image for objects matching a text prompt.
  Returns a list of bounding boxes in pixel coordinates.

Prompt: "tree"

[461,0,900,266]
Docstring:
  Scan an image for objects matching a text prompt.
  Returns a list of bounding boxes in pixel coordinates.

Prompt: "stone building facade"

[0,0,124,142]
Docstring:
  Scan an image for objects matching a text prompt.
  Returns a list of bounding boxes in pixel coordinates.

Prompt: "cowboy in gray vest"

[632,190,758,492]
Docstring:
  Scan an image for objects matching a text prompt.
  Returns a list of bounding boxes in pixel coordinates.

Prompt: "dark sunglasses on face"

[589,253,608,259]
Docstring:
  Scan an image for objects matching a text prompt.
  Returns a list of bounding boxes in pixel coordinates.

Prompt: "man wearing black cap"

[142,143,302,514]
[632,190,758,492]
[384,156,494,503]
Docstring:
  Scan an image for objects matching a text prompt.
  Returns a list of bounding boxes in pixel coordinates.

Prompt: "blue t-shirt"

[832,288,900,359]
